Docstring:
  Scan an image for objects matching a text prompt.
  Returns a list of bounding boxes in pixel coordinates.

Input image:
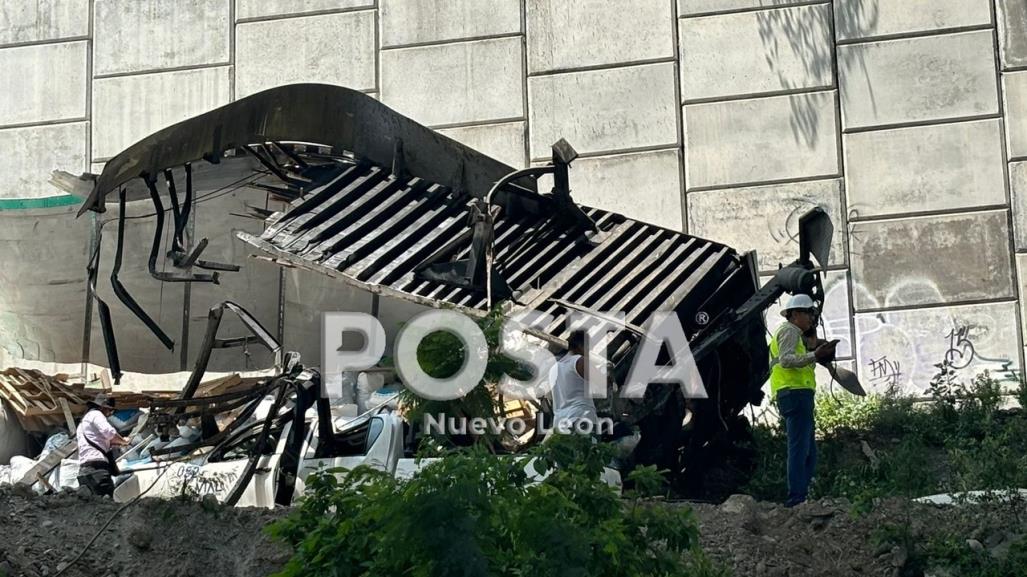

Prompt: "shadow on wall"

[756,0,880,146]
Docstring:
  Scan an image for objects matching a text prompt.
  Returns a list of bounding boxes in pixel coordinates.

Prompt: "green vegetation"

[397,309,531,448]
[873,522,1027,577]
[744,371,1027,507]
[268,435,726,577]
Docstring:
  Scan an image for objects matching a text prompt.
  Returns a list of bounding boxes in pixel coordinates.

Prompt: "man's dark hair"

[567,332,585,351]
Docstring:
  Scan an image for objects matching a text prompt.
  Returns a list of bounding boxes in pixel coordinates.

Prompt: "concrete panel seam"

[380,31,523,51]
[991,0,1025,358]
[374,2,380,94]
[0,36,91,51]
[230,0,237,102]
[685,173,842,194]
[519,0,529,168]
[826,1,855,361]
[834,23,996,47]
[528,143,681,165]
[429,116,526,131]
[93,61,233,80]
[848,205,1011,225]
[671,0,686,233]
[679,0,828,19]
[526,56,678,78]
[842,113,1004,134]
[0,117,89,132]
[855,296,1020,316]
[236,5,376,24]
[681,84,837,106]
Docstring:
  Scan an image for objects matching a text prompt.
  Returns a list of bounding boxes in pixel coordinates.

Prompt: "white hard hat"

[780,294,816,317]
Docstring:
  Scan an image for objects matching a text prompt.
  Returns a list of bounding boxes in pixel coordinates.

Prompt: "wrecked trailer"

[71,83,842,498]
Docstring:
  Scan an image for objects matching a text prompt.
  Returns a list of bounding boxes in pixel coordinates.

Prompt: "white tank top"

[549,354,598,425]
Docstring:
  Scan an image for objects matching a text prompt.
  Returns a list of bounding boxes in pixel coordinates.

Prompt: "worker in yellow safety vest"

[770,294,836,507]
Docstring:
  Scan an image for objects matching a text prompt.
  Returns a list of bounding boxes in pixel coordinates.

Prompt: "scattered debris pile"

[0,367,267,495]
[0,368,157,433]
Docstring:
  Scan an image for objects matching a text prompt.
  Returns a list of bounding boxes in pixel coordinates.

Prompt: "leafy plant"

[815,391,882,437]
[398,308,531,447]
[267,435,721,577]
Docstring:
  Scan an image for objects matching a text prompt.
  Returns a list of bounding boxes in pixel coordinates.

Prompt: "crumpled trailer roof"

[75,85,789,496]
[238,155,746,363]
[77,84,763,374]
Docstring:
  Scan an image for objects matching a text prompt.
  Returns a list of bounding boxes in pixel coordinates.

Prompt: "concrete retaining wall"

[1,0,1025,394]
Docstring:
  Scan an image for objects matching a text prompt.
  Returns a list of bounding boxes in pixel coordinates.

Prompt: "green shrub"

[815,391,882,437]
[268,435,723,577]
[398,309,531,447]
[746,370,1027,507]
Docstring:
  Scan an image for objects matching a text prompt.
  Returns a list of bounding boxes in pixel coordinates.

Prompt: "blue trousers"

[777,388,816,507]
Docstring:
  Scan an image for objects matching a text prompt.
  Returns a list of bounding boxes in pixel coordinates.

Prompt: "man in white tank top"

[548,332,598,434]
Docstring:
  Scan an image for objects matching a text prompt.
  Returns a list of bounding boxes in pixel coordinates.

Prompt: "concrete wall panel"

[844,120,1006,218]
[850,211,1014,311]
[0,206,89,363]
[688,178,845,271]
[0,0,88,46]
[527,0,674,73]
[94,0,230,75]
[92,66,231,160]
[1019,254,1027,342]
[537,149,684,230]
[834,0,992,42]
[998,0,1027,70]
[0,41,87,126]
[680,4,833,101]
[838,31,998,129]
[1005,72,1027,159]
[382,37,523,127]
[382,0,521,47]
[1013,162,1027,250]
[436,122,526,168]
[236,11,376,98]
[0,122,88,200]
[238,0,373,21]
[684,91,839,189]
[678,0,811,17]
[855,302,1022,394]
[528,62,677,158]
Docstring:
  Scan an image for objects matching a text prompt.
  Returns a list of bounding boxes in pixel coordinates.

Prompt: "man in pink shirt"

[76,394,128,497]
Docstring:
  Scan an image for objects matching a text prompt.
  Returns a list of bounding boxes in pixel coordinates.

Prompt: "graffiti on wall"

[854,282,1021,394]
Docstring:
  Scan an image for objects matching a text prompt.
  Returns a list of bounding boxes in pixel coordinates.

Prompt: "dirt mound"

[0,488,289,577]
[2,488,1023,577]
[690,495,1027,577]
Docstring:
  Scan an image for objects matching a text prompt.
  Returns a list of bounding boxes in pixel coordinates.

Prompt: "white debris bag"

[9,455,36,485]
[58,459,80,490]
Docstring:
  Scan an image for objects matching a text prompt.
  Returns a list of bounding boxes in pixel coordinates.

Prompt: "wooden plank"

[15,441,76,487]
[58,398,77,434]
[50,379,86,405]
[0,378,30,413]
[100,369,112,392]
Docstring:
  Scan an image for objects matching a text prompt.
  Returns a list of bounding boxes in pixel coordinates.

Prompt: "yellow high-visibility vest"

[769,324,816,399]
